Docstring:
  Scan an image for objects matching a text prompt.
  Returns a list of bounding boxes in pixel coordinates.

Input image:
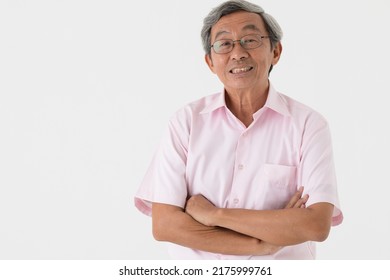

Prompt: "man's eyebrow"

[242,24,262,33]
[214,30,230,41]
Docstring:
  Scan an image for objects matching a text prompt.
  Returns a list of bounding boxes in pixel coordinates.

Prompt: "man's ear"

[272,42,282,66]
[205,54,216,73]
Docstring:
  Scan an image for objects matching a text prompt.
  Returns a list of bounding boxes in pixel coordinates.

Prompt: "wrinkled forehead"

[211,11,266,40]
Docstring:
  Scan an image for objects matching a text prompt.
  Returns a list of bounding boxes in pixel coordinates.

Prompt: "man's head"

[201,0,283,56]
[201,0,283,93]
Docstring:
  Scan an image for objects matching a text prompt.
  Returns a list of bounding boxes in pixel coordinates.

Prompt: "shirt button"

[238,164,244,170]
[233,198,239,204]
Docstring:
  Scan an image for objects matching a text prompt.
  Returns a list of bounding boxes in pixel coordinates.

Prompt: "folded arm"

[152,187,308,255]
[185,191,334,246]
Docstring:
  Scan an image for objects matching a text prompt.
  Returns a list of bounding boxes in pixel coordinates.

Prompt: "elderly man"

[135,0,343,259]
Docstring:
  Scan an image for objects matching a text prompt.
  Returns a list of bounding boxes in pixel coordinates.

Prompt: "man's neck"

[225,84,269,127]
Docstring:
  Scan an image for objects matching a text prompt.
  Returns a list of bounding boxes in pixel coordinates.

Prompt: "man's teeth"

[231,67,252,74]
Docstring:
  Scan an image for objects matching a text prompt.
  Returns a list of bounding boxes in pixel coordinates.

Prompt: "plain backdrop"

[0,0,389,259]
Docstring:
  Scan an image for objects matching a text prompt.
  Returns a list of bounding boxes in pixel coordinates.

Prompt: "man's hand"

[285,186,309,209]
[185,194,217,226]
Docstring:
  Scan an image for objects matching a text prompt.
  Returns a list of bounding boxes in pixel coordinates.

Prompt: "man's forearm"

[211,203,334,246]
[152,202,278,256]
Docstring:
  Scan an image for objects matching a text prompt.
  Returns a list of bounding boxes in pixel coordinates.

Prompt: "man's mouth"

[230,66,253,74]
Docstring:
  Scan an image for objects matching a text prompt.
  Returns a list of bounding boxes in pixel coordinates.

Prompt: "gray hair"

[201,0,283,55]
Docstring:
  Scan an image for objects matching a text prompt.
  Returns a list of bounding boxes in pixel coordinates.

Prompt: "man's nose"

[230,41,249,60]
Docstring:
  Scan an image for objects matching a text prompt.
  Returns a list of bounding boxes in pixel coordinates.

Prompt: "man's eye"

[243,39,257,44]
[220,41,232,47]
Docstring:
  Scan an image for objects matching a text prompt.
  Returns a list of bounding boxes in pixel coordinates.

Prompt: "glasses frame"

[211,34,271,54]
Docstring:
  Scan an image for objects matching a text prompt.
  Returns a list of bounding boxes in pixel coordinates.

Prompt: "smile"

[230,66,253,74]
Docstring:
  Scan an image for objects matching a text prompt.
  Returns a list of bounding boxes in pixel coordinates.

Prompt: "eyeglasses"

[211,34,271,54]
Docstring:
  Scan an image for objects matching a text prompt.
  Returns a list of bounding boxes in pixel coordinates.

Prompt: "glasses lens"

[240,35,262,49]
[213,39,233,54]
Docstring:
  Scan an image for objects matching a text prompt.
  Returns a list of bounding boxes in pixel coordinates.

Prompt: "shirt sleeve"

[298,113,343,226]
[134,110,190,217]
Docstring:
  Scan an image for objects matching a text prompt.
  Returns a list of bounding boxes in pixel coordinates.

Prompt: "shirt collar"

[199,90,227,114]
[263,83,291,117]
[199,82,291,117]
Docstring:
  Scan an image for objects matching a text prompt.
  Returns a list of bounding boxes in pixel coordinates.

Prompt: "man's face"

[206,11,282,93]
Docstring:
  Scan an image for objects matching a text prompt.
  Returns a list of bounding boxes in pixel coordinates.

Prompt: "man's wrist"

[211,207,224,227]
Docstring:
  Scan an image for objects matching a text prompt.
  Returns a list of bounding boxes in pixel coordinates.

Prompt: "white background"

[0,0,389,260]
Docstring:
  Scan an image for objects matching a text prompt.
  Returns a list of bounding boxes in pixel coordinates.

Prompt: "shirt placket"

[229,129,250,208]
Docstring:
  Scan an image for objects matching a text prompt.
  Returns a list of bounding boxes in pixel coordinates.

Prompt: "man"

[135,0,343,259]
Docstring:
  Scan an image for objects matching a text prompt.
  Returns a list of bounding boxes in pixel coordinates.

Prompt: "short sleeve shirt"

[135,84,343,259]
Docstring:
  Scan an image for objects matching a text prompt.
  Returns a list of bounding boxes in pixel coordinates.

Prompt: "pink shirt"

[135,83,343,259]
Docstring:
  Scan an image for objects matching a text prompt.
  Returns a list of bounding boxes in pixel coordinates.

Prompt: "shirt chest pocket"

[257,164,297,210]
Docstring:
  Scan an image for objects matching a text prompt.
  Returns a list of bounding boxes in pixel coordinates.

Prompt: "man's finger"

[294,194,309,208]
[284,186,304,208]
